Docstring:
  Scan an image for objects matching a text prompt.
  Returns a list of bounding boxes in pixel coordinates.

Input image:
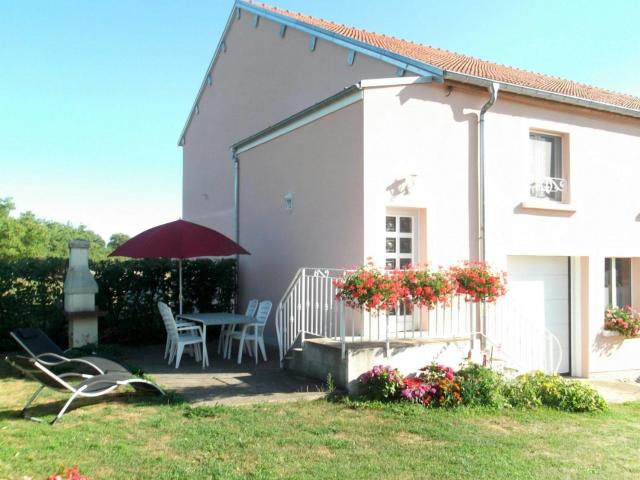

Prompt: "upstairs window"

[529,132,566,202]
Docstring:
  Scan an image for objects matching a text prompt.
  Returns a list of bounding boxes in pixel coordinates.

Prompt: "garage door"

[507,256,570,374]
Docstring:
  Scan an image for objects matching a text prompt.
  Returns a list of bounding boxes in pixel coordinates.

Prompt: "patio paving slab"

[580,374,640,404]
[122,344,327,406]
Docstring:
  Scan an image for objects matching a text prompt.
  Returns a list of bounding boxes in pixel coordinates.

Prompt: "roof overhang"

[445,71,640,120]
[179,1,640,146]
[177,0,446,146]
[231,75,434,155]
[231,84,362,154]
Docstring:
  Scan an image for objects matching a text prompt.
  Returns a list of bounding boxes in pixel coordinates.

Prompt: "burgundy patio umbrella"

[109,219,249,314]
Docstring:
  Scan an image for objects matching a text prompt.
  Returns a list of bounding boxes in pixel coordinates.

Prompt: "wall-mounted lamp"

[283,192,294,211]
[409,173,418,189]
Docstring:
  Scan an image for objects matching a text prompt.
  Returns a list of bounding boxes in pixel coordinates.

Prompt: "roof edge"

[445,71,640,119]
[232,84,363,154]
[236,1,445,79]
[232,75,435,154]
[180,1,640,147]
[177,2,239,146]
[178,0,449,146]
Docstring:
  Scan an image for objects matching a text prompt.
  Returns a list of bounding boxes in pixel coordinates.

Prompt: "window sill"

[517,201,576,214]
[601,329,639,340]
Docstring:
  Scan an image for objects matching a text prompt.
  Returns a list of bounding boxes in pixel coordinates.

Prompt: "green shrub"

[505,371,607,412]
[0,257,67,349]
[94,258,237,345]
[456,361,506,408]
[0,257,237,350]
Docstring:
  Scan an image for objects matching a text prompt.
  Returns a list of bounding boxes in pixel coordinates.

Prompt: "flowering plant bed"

[358,362,606,412]
[604,306,640,338]
[360,365,405,400]
[449,261,507,303]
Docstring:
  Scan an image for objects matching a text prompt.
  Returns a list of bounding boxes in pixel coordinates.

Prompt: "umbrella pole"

[179,259,183,315]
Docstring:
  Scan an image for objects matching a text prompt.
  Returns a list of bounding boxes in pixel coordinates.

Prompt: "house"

[180,0,640,388]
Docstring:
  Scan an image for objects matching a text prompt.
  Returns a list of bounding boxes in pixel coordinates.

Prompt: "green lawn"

[1,366,639,480]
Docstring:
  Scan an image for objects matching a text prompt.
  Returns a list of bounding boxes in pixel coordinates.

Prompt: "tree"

[107,233,130,251]
[0,197,114,261]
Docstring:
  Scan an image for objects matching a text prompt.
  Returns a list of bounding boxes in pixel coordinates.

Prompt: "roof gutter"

[478,82,500,263]
[446,71,640,120]
[231,83,363,153]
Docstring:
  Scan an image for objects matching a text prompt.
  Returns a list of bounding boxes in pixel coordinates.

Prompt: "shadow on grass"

[0,386,187,425]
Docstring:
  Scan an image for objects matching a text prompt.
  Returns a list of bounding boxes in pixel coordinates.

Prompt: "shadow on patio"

[123,344,325,406]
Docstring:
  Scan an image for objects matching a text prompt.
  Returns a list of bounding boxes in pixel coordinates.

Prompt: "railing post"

[300,269,306,346]
[481,301,487,351]
[340,301,346,359]
[276,307,283,366]
[385,308,389,358]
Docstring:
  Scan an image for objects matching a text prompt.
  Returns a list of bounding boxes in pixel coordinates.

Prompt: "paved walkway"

[123,344,326,406]
[581,372,640,404]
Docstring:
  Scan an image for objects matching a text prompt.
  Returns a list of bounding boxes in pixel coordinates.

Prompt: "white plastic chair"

[158,302,208,368]
[218,299,259,355]
[159,302,196,359]
[225,300,272,365]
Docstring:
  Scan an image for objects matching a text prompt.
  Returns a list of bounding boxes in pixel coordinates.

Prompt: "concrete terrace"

[123,345,326,406]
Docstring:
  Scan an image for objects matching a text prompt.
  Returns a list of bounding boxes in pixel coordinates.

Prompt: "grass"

[1,364,640,480]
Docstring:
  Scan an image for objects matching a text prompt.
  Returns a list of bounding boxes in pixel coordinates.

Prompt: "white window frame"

[385,213,417,270]
[605,257,632,308]
[528,131,569,203]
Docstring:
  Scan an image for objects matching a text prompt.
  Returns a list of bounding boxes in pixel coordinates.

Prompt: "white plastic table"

[177,312,255,358]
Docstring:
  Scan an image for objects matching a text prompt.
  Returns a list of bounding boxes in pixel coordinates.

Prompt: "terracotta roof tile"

[252,2,640,112]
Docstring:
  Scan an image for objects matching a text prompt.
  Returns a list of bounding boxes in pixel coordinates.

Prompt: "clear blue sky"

[2,0,639,241]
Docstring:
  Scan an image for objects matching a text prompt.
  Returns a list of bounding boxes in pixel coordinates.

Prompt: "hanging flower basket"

[334,261,507,312]
[449,261,507,303]
[397,268,456,308]
[333,264,403,312]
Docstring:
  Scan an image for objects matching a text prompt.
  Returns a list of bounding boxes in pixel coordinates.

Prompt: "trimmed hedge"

[0,258,237,351]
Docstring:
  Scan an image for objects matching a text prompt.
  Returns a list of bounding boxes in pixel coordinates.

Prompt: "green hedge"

[0,258,237,351]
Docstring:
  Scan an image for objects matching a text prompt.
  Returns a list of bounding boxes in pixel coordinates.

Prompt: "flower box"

[601,329,622,338]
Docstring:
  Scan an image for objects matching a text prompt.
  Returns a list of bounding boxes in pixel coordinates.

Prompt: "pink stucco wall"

[236,102,364,338]
[181,10,395,237]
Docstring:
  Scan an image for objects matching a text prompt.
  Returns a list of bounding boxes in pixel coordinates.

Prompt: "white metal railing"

[484,296,563,373]
[275,268,345,364]
[276,268,563,374]
[529,176,567,200]
[275,267,476,364]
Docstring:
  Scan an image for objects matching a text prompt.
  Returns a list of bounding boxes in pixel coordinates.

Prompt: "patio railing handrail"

[276,267,563,374]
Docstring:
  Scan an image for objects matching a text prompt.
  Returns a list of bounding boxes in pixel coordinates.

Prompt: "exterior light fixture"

[283,192,294,211]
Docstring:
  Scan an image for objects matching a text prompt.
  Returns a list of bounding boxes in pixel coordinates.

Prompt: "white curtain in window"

[529,135,553,181]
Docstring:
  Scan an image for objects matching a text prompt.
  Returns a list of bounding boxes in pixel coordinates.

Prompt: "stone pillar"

[64,240,100,348]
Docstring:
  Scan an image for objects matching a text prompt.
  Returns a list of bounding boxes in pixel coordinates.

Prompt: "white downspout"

[232,149,240,314]
[476,82,500,351]
[232,150,240,243]
[478,82,500,262]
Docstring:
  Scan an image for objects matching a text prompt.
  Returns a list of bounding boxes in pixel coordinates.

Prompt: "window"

[605,258,632,307]
[385,214,415,270]
[529,132,566,202]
